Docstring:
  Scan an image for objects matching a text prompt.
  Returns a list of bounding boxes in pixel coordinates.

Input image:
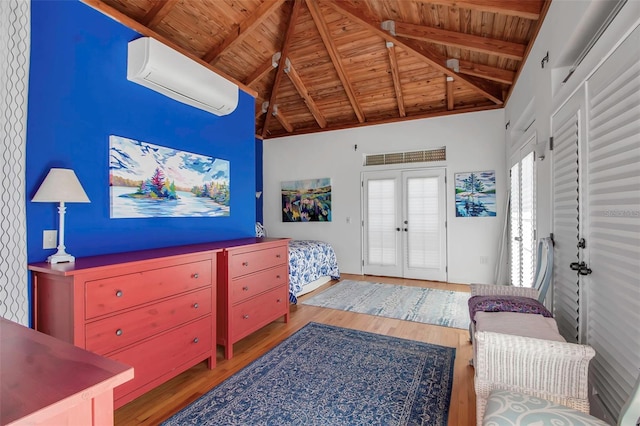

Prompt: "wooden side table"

[0,318,133,425]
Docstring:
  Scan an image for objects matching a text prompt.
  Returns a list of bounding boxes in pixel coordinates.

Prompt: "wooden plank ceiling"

[85,0,549,139]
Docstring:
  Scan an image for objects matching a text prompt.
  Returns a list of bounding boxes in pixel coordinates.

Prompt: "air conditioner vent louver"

[364,147,446,166]
[127,37,239,116]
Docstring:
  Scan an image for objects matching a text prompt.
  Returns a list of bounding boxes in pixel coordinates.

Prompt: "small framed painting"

[455,170,496,217]
[281,178,332,222]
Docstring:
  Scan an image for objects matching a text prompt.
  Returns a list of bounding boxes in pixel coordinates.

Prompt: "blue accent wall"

[26,0,256,263]
[255,138,263,223]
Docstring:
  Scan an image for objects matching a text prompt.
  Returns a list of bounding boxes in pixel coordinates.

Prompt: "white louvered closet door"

[585,24,640,421]
[551,91,584,344]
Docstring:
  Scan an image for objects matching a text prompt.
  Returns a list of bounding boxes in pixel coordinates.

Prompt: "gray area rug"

[161,322,455,425]
[303,280,471,329]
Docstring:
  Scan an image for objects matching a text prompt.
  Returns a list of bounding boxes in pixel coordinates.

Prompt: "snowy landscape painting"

[109,135,230,218]
[454,170,496,217]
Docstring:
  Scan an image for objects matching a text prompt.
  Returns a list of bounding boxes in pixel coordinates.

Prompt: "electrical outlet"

[43,230,57,249]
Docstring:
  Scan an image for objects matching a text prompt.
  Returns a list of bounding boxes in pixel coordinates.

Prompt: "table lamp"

[32,168,90,263]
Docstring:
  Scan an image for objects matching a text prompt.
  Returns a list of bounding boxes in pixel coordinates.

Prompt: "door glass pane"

[367,179,396,265]
[521,151,535,287]
[510,162,521,285]
[406,177,439,268]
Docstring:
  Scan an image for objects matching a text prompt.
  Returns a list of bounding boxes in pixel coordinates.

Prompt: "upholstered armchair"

[474,331,596,425]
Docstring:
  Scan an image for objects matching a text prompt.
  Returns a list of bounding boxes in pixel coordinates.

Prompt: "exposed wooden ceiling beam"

[385,42,406,118]
[272,106,294,132]
[141,0,179,28]
[327,1,503,105]
[306,0,366,123]
[393,21,526,61]
[80,0,258,97]
[285,62,328,128]
[245,56,278,87]
[261,0,302,138]
[412,0,543,20]
[266,104,503,138]
[202,0,285,64]
[446,76,454,110]
[457,59,514,85]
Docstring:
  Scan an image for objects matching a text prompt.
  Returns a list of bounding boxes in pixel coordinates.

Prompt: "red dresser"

[29,243,223,409]
[216,238,290,359]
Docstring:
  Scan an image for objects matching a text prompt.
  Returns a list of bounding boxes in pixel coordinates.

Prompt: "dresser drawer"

[111,316,212,402]
[228,245,287,279]
[230,264,287,305]
[230,286,288,342]
[85,260,211,319]
[85,287,211,355]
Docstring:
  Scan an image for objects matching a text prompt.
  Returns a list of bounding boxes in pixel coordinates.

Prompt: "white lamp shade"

[32,168,90,203]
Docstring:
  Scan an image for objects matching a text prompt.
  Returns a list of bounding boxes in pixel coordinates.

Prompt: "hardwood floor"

[114,274,476,425]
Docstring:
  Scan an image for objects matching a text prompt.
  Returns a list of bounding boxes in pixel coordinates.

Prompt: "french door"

[362,168,447,281]
[509,135,536,288]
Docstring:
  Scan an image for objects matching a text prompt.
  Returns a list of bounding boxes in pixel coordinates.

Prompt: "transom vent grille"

[364,148,446,166]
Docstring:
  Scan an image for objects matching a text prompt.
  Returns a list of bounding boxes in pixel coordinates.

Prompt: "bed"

[287,240,340,303]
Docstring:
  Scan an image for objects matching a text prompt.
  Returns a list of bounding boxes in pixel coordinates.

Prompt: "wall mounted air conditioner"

[127,37,239,116]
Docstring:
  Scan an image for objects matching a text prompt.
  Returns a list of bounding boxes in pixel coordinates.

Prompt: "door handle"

[396,227,401,231]
[570,261,592,275]
[403,228,408,232]
[578,265,592,275]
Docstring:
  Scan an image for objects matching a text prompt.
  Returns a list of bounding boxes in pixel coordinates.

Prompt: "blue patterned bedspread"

[288,240,340,303]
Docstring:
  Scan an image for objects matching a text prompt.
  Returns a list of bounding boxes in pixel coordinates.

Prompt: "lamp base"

[47,253,75,264]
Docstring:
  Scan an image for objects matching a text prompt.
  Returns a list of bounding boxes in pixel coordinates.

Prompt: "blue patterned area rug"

[161,322,455,426]
[303,280,471,329]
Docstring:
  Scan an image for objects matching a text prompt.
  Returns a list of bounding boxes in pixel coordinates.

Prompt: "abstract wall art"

[282,177,332,222]
[109,135,230,218]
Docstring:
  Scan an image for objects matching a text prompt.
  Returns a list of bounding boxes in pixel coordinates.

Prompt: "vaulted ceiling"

[84,0,550,139]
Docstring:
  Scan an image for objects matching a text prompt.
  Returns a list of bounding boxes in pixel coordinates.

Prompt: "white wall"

[263,109,505,284]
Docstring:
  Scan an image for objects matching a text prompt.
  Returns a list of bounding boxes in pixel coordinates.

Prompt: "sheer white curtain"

[0,0,30,325]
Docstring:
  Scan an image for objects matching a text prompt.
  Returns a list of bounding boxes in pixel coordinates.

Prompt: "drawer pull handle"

[192,273,199,279]
[193,303,199,309]
[115,290,123,297]
[242,261,249,266]
[243,314,249,319]
[193,337,199,344]
[276,275,281,279]
[242,286,249,291]
[276,254,281,258]
[115,329,123,336]
[277,299,282,303]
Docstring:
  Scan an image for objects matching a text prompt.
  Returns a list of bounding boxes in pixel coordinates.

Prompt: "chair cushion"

[475,312,565,342]
[469,295,553,323]
[483,389,609,425]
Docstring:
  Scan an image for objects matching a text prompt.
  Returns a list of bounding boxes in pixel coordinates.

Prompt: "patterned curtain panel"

[0,0,30,325]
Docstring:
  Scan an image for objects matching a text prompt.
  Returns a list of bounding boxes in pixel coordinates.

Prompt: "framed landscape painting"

[282,178,332,222]
[109,135,230,218]
[454,170,496,217]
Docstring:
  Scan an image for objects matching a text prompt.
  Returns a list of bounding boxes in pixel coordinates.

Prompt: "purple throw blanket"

[468,295,553,323]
